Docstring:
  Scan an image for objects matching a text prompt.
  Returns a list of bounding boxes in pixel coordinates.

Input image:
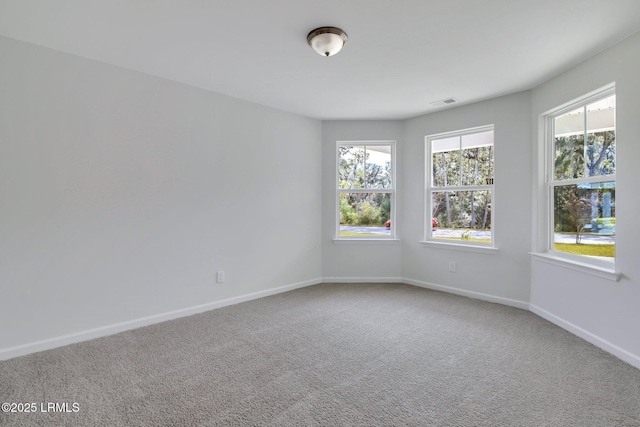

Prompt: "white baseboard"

[4,277,639,371]
[0,278,323,361]
[530,304,640,370]
[323,276,403,283]
[403,277,530,310]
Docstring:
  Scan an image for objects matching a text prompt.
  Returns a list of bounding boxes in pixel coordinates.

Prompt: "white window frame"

[542,85,616,272]
[335,141,396,241]
[423,125,496,253]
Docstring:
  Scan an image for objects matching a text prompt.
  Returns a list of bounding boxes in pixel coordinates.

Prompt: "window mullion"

[550,174,616,187]
[431,185,493,192]
[548,116,554,184]
[583,105,588,178]
[458,136,463,187]
[363,146,368,190]
[548,184,555,252]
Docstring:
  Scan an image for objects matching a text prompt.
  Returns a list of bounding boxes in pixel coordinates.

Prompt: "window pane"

[432,136,460,153]
[365,145,392,189]
[554,95,616,181]
[432,136,460,187]
[339,192,391,237]
[432,150,460,187]
[585,95,615,177]
[431,190,492,243]
[554,106,583,135]
[461,145,493,186]
[338,146,364,189]
[461,130,493,149]
[553,182,615,258]
[554,114,585,180]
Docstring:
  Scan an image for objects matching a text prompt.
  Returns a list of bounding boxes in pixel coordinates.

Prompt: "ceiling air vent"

[430,98,457,107]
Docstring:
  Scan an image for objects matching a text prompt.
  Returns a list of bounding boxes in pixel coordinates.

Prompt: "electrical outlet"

[216,271,225,283]
[448,262,456,273]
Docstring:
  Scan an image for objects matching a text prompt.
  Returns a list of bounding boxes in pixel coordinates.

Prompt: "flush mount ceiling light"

[307,27,348,57]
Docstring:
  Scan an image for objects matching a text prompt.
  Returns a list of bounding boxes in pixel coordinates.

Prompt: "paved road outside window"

[340,226,614,244]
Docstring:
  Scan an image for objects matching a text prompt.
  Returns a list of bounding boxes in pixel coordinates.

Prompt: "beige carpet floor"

[1,283,639,426]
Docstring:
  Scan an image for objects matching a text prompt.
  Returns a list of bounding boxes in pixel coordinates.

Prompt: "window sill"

[333,238,400,245]
[529,252,621,282]
[419,240,498,254]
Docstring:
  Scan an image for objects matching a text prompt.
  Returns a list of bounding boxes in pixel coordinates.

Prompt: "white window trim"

[531,83,618,276]
[530,252,621,282]
[424,125,496,250]
[333,238,400,245]
[335,140,397,241]
[419,240,498,254]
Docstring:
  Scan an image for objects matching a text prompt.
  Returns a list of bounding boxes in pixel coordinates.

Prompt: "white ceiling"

[1,0,639,120]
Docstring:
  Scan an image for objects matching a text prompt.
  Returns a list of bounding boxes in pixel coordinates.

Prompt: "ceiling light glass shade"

[307,27,348,57]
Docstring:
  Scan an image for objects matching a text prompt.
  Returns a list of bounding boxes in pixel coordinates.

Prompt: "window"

[337,142,395,239]
[546,88,615,265]
[425,126,494,247]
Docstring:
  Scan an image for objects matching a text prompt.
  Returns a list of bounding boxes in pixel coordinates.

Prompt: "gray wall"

[321,34,640,366]
[2,31,639,367]
[402,92,532,305]
[321,120,404,281]
[530,32,640,365]
[0,37,323,352]
[321,95,532,304]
